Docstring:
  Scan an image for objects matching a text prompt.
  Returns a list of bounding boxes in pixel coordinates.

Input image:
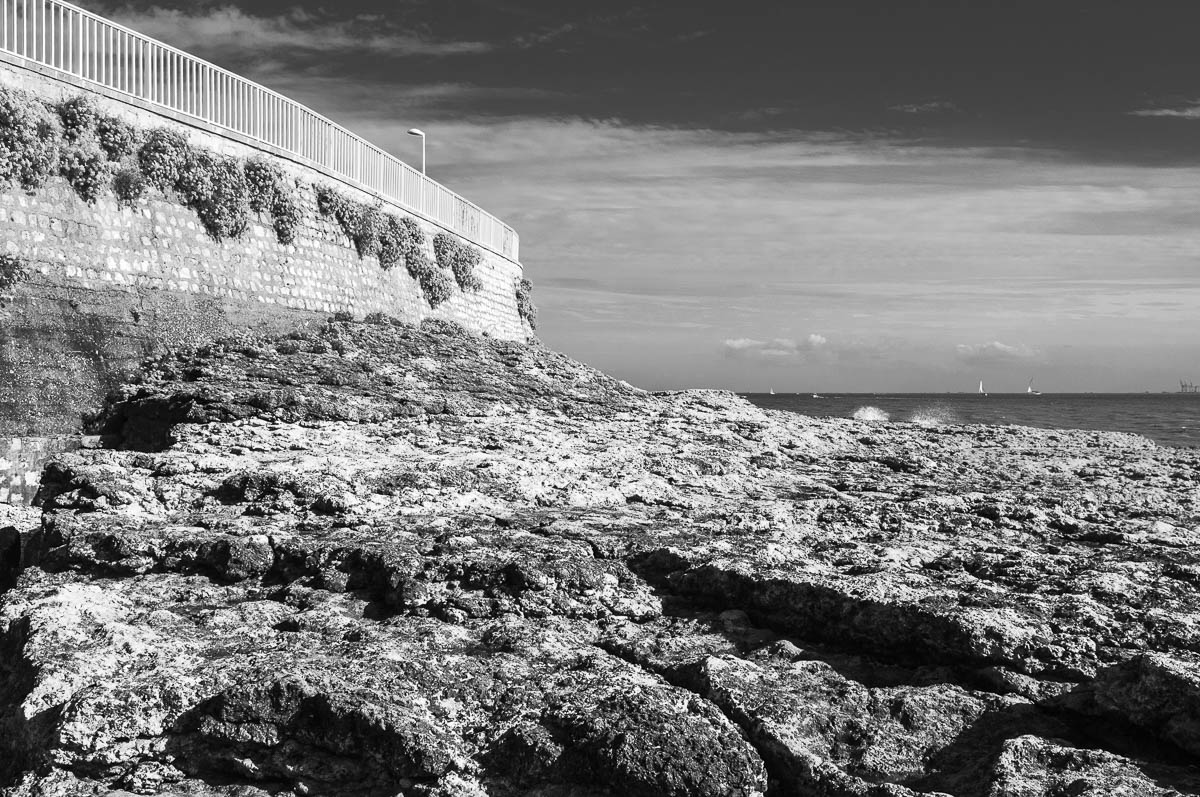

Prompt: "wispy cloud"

[722,335,894,367]
[888,100,961,114]
[1128,101,1200,119]
[724,335,829,361]
[954,341,1042,365]
[94,4,493,59]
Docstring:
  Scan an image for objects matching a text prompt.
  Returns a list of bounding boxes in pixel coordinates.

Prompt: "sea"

[742,393,1200,450]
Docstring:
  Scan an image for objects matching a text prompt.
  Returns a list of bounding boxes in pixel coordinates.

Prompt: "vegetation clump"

[95,114,138,161]
[55,95,97,142]
[196,156,251,240]
[379,215,425,271]
[0,87,501,308]
[244,156,282,213]
[316,185,453,306]
[406,249,454,308]
[59,141,112,204]
[0,252,27,292]
[137,127,189,191]
[516,278,538,329]
[352,204,385,258]
[0,87,61,190]
[112,166,146,208]
[271,188,302,245]
[433,232,484,292]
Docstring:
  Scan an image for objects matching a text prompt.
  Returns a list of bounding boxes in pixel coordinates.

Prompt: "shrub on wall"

[315,183,467,307]
[95,114,138,161]
[407,250,454,308]
[0,86,61,191]
[352,205,386,258]
[59,141,112,204]
[516,278,537,329]
[271,187,302,245]
[0,252,28,292]
[137,127,190,191]
[244,155,281,213]
[240,156,302,245]
[174,147,215,206]
[433,232,484,292]
[197,156,250,240]
[112,166,146,208]
[319,186,432,273]
[55,95,97,142]
[378,215,424,271]
[316,184,348,219]
[319,187,388,257]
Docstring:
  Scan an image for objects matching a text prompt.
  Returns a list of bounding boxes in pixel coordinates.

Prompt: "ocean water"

[743,393,1200,449]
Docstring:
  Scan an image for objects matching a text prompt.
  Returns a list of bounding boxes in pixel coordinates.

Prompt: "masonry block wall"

[0,59,529,445]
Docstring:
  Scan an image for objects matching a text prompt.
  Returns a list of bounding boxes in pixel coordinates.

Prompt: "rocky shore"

[2,317,1200,796]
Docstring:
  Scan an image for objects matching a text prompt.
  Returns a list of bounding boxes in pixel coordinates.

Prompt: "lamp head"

[407,128,425,137]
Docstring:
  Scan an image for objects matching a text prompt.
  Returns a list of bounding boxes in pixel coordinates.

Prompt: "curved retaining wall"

[0,60,530,495]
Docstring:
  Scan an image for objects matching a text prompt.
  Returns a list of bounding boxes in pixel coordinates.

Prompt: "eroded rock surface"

[3,317,1200,796]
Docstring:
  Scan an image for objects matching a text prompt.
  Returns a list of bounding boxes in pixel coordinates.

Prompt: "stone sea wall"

[0,58,528,465]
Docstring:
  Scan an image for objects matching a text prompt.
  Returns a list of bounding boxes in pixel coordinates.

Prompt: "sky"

[82,0,1200,392]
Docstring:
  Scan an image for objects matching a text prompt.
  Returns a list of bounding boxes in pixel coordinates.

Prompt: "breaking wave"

[852,406,890,422]
[908,406,959,427]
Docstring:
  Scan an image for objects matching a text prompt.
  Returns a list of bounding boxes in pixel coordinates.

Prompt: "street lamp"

[407,128,426,174]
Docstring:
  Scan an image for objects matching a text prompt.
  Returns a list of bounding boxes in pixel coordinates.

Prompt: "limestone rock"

[3,317,1200,795]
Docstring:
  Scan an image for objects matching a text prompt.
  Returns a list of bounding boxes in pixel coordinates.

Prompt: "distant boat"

[978,380,987,397]
[811,393,822,399]
[768,388,775,395]
[1027,378,1042,396]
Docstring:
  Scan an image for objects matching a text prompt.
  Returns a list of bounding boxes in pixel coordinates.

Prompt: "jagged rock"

[2,317,1200,795]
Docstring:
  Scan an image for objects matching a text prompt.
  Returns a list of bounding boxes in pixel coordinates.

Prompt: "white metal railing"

[0,0,519,261]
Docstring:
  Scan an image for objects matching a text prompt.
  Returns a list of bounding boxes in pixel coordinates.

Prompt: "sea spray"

[852,406,889,422]
[908,406,959,427]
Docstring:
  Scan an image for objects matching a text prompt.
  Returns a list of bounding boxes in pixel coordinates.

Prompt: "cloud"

[93,4,493,59]
[954,341,1042,365]
[888,100,961,114]
[724,335,829,361]
[1128,102,1200,119]
[514,23,579,49]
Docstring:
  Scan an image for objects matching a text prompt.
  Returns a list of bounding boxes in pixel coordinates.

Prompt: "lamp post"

[407,128,426,174]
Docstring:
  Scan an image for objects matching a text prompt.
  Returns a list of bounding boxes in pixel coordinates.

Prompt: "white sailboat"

[1027,378,1041,396]
[768,388,775,395]
[978,380,987,397]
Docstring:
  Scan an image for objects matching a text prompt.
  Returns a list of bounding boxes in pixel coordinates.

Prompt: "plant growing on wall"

[137,127,189,191]
[95,114,138,161]
[198,156,251,240]
[315,184,347,219]
[55,95,97,142]
[352,205,386,258]
[407,250,454,308]
[244,155,281,213]
[433,232,484,292]
[271,188,302,245]
[516,278,537,329]
[174,147,215,206]
[59,141,112,204]
[112,166,146,208]
[317,186,451,305]
[166,149,249,239]
[0,87,61,191]
[378,215,425,271]
[319,187,388,258]
[0,252,27,292]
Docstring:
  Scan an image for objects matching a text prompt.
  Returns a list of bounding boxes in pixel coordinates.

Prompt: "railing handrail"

[0,0,519,261]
